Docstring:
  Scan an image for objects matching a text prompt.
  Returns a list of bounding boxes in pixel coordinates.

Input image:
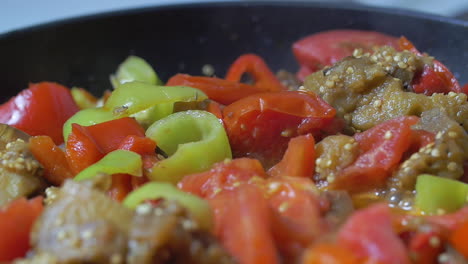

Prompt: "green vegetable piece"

[123,182,213,231]
[110,55,162,88]
[104,82,207,118]
[70,87,96,109]
[75,150,142,181]
[63,107,116,143]
[132,103,174,129]
[415,174,468,215]
[146,110,232,183]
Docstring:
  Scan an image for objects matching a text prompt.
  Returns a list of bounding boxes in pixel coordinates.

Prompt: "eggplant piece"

[0,124,44,206]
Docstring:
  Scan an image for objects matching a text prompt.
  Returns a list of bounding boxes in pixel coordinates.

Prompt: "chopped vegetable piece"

[104,81,207,117]
[29,135,74,185]
[225,53,285,92]
[0,197,43,262]
[450,220,468,258]
[123,182,213,231]
[301,243,360,264]
[0,82,79,145]
[146,110,232,183]
[66,123,104,174]
[74,150,142,181]
[167,74,265,105]
[110,55,162,88]
[415,174,468,215]
[63,107,116,143]
[71,87,98,109]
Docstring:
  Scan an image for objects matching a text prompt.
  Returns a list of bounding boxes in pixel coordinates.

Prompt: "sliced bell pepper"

[415,174,468,215]
[71,87,98,109]
[166,74,266,105]
[63,107,116,143]
[0,82,79,145]
[225,53,285,92]
[450,220,468,258]
[107,174,133,202]
[110,55,162,88]
[74,150,142,181]
[104,81,207,117]
[29,135,74,185]
[0,197,43,262]
[117,135,157,156]
[66,123,104,174]
[268,133,315,178]
[123,182,213,231]
[84,117,146,153]
[146,110,232,183]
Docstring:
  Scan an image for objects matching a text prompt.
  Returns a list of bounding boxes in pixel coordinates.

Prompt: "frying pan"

[0,1,467,101]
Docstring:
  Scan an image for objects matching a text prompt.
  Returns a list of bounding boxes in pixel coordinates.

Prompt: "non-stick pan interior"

[0,2,467,100]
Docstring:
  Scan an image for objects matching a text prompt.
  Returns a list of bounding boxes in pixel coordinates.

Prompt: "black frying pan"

[0,1,467,101]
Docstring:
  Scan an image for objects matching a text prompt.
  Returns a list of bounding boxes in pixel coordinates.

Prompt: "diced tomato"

[0,82,79,144]
[331,116,419,192]
[0,197,44,262]
[209,185,280,264]
[398,36,461,95]
[268,176,325,258]
[293,30,398,80]
[178,158,267,199]
[225,53,285,92]
[301,243,360,264]
[223,91,336,167]
[268,134,315,178]
[29,135,74,185]
[338,203,411,264]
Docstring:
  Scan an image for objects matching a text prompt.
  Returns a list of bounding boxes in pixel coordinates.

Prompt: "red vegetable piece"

[210,185,280,264]
[223,91,335,168]
[268,134,315,178]
[225,53,285,92]
[0,82,79,144]
[293,30,398,80]
[66,123,104,174]
[117,135,157,156]
[167,74,265,105]
[0,197,44,262]
[331,116,419,192]
[338,203,411,264]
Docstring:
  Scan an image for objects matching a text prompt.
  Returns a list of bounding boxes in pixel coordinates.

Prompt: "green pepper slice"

[123,182,213,231]
[74,150,142,181]
[146,110,232,183]
[104,82,207,118]
[110,55,162,88]
[415,174,468,215]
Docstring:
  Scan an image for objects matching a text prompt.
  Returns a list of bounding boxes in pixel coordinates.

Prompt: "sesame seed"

[325,80,335,88]
[82,230,93,239]
[57,230,67,241]
[319,86,326,93]
[213,188,222,195]
[344,143,353,150]
[281,129,293,137]
[384,131,393,140]
[269,182,281,193]
[315,158,323,165]
[398,62,407,69]
[438,253,449,263]
[448,131,458,138]
[435,132,443,140]
[278,202,289,212]
[373,99,382,108]
[346,67,354,74]
[327,174,335,183]
[447,162,458,171]
[448,91,457,97]
[136,204,152,215]
[232,181,241,187]
[385,66,392,71]
[325,160,332,167]
[429,236,440,247]
[393,55,401,62]
[430,149,441,158]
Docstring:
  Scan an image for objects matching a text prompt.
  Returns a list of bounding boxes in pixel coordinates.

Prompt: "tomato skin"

[210,185,280,264]
[0,197,44,262]
[338,203,410,264]
[331,116,419,192]
[0,82,79,144]
[223,91,336,167]
[293,30,398,80]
